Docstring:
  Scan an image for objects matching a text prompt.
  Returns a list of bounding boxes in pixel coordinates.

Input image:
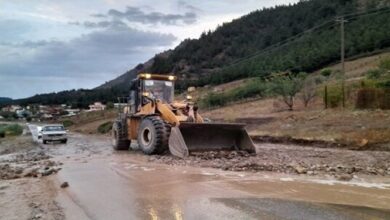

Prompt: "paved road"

[27,124,390,220]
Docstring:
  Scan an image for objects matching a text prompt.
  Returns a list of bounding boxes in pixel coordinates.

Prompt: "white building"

[88,102,106,111]
[1,105,22,112]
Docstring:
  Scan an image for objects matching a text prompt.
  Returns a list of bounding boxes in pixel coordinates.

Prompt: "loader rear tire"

[138,116,170,155]
[112,121,130,151]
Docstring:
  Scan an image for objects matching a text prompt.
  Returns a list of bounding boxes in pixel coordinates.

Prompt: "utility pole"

[336,17,347,108]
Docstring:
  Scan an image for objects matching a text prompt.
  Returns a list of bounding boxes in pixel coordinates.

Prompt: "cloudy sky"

[0,0,298,99]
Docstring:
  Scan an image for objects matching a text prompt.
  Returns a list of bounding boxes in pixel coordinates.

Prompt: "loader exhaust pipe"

[168,123,256,158]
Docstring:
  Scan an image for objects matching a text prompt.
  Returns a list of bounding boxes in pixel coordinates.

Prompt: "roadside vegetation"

[201,56,390,111]
[0,124,23,137]
[200,78,270,107]
[0,111,18,121]
[62,120,74,128]
[57,110,116,134]
[97,121,113,134]
[201,72,323,110]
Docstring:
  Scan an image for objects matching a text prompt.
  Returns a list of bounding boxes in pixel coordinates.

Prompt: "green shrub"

[201,93,229,108]
[62,120,74,128]
[376,80,390,89]
[360,79,378,88]
[379,57,390,70]
[0,125,5,138]
[200,79,270,108]
[230,80,269,100]
[106,102,114,109]
[0,124,23,136]
[325,85,343,108]
[97,121,113,134]
[320,68,332,77]
[0,111,17,120]
[366,69,383,79]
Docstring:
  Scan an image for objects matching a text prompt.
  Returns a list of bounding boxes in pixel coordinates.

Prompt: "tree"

[300,75,318,107]
[106,102,114,110]
[270,73,304,111]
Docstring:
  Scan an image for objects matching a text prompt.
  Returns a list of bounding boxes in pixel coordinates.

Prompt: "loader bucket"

[168,122,256,158]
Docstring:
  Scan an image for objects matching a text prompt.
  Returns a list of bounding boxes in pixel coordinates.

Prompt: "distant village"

[0,102,109,121]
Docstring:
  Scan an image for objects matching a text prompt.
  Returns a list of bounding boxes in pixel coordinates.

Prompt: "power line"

[343,6,390,19]
[217,6,390,73]
[224,20,337,69]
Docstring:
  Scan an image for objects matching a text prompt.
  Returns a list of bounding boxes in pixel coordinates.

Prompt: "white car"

[40,124,68,144]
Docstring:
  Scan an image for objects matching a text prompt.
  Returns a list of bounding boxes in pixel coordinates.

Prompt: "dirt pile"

[149,144,390,180]
[0,151,61,180]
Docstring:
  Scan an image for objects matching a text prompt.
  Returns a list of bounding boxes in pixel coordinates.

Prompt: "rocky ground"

[1,123,390,219]
[149,143,390,181]
[0,136,62,180]
[0,132,64,220]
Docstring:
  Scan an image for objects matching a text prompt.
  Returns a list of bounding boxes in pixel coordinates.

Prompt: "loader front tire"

[138,117,170,155]
[112,121,130,151]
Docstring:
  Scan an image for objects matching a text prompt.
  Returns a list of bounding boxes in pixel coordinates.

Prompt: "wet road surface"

[27,125,390,220]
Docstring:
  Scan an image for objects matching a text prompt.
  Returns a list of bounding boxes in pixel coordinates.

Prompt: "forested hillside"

[148,0,390,87]
[0,97,12,104]
[9,0,390,107]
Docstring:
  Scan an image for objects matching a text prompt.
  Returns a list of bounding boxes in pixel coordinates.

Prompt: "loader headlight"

[168,75,176,81]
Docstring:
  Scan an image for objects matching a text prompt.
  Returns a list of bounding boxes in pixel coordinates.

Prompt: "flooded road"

[27,125,390,220]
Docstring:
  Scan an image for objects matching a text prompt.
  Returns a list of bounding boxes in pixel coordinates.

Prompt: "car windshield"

[144,80,174,103]
[43,126,64,131]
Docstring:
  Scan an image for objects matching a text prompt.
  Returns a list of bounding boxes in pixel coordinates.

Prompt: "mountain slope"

[97,55,158,89]
[102,0,390,89]
[0,97,12,105]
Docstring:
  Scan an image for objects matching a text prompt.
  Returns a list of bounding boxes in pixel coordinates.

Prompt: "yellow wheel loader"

[112,73,256,158]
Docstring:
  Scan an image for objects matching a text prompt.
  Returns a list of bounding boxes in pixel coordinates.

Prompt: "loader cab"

[129,74,176,113]
[142,79,174,103]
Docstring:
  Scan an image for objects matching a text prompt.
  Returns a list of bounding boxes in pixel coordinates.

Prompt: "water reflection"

[149,207,158,220]
[173,204,183,220]
[143,202,184,220]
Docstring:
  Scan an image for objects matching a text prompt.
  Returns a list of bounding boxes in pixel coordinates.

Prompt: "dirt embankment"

[203,99,390,151]
[149,143,390,181]
[62,110,116,135]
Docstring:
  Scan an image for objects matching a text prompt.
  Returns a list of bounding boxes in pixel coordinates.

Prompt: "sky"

[0,0,298,99]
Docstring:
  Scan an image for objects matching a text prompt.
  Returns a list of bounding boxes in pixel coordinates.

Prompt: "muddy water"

[27,125,390,220]
[56,153,390,220]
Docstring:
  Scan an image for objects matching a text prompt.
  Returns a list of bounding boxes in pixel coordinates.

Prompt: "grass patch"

[97,121,113,134]
[0,124,23,137]
[62,119,74,128]
[200,79,271,108]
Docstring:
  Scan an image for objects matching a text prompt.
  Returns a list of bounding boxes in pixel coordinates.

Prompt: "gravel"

[0,150,61,180]
[149,143,390,179]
